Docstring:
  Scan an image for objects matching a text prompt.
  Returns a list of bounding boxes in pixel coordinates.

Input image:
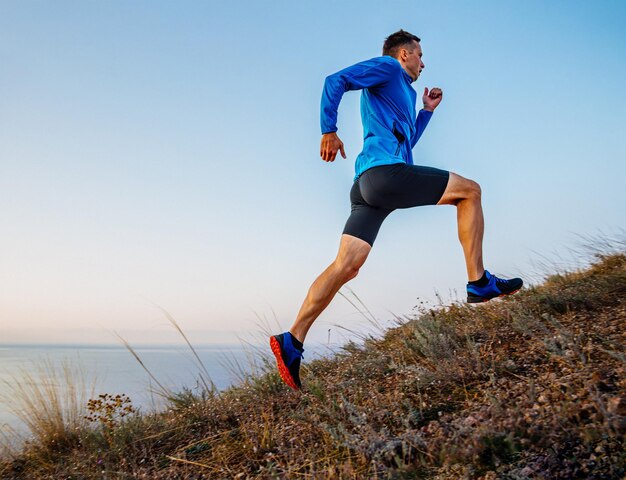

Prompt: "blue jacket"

[321,55,433,180]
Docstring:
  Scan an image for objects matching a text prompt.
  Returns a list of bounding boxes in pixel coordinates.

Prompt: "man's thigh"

[360,163,450,210]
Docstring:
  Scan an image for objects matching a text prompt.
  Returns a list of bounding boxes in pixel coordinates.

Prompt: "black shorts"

[342,163,450,246]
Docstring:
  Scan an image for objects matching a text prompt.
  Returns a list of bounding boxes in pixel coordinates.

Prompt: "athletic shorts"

[342,163,450,246]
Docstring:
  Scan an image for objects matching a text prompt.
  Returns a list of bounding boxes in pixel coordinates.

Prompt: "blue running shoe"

[467,270,523,303]
[269,332,304,390]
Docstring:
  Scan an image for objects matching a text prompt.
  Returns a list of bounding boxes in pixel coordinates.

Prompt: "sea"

[0,343,263,443]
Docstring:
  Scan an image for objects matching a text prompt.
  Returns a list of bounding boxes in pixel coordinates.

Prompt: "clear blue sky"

[1,0,625,345]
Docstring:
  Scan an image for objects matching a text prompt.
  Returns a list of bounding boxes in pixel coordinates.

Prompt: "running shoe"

[466,270,523,303]
[269,332,303,390]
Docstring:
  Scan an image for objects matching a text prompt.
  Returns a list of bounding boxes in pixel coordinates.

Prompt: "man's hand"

[320,132,346,162]
[422,87,443,112]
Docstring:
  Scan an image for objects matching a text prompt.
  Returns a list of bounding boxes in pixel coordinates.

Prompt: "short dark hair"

[382,29,421,58]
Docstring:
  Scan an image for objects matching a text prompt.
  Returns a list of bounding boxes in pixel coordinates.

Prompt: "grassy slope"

[1,254,625,479]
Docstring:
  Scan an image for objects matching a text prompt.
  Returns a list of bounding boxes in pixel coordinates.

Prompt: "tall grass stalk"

[158,306,217,395]
[115,308,224,406]
[221,311,288,387]
[338,286,385,333]
[219,344,266,387]
[114,333,170,398]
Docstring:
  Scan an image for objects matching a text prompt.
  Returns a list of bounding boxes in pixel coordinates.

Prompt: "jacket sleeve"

[410,109,433,148]
[320,57,398,134]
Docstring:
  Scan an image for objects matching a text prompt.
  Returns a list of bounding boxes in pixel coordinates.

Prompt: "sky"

[1,0,625,346]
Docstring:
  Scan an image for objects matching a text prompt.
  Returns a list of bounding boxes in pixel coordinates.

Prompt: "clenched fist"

[422,87,443,112]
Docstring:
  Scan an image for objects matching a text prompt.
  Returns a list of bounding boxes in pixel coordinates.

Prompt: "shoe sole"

[467,288,521,303]
[269,336,300,390]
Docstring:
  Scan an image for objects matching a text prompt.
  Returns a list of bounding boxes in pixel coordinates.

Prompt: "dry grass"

[1,249,625,479]
[0,358,95,458]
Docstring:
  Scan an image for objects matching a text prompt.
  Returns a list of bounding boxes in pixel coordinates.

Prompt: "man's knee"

[337,255,366,281]
[334,234,371,281]
[466,179,481,200]
[343,265,361,282]
[438,173,482,206]
[335,251,368,282]
[454,175,482,203]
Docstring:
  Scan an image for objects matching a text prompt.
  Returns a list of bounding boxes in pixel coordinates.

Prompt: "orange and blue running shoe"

[467,270,523,303]
[269,332,304,390]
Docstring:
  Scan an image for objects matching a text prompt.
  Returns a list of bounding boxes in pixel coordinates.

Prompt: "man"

[270,30,523,390]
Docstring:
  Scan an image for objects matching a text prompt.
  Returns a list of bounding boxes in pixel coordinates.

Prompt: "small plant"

[85,393,135,429]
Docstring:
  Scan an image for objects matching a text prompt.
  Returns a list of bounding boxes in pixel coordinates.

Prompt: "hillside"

[1,253,625,479]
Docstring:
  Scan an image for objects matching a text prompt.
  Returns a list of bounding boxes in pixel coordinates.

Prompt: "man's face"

[399,41,424,82]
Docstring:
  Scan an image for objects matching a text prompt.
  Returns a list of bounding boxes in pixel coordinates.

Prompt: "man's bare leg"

[289,234,371,342]
[437,172,485,281]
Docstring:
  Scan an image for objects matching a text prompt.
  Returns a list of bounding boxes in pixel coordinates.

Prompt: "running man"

[270,30,523,390]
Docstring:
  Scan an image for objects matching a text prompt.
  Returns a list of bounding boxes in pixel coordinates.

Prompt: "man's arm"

[320,57,397,134]
[411,87,443,148]
[320,57,397,162]
[411,109,434,148]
